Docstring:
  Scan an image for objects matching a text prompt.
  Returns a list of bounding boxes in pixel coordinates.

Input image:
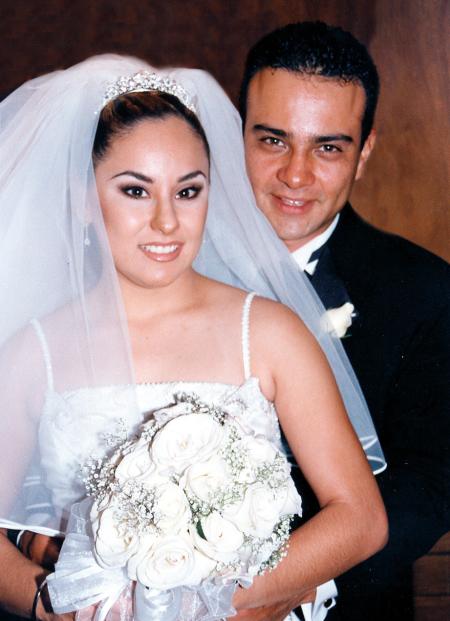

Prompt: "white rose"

[115,440,157,484]
[132,533,213,589]
[181,454,230,502]
[232,435,284,484]
[322,302,355,338]
[151,413,225,475]
[92,504,139,568]
[243,436,279,466]
[242,436,288,481]
[154,482,192,533]
[191,511,244,563]
[279,478,303,517]
[126,532,159,581]
[224,483,282,539]
[187,547,217,586]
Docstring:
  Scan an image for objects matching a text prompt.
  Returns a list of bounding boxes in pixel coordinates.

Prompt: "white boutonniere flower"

[322,302,355,338]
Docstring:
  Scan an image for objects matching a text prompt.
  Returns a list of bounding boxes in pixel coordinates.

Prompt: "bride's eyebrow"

[111,171,153,182]
[110,170,207,183]
[177,170,207,183]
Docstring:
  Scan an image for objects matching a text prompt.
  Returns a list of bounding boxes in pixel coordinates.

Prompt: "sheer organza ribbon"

[47,499,238,621]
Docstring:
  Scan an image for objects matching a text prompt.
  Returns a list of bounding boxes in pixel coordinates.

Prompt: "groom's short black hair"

[239,21,380,147]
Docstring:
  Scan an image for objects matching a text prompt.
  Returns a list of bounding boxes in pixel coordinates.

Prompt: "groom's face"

[244,69,375,251]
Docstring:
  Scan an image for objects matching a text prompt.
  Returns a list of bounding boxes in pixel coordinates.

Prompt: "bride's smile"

[139,242,182,260]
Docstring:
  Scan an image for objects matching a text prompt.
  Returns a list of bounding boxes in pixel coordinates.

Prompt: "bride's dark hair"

[93,91,210,165]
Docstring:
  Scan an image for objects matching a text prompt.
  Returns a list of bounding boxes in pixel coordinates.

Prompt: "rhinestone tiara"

[102,71,197,113]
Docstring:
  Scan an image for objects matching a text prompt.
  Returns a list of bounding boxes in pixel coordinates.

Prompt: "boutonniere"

[322,302,355,338]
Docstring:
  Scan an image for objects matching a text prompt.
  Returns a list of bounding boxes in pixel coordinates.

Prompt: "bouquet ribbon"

[46,499,238,621]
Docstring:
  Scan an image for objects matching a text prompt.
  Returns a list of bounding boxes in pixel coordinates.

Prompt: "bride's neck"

[118,269,205,322]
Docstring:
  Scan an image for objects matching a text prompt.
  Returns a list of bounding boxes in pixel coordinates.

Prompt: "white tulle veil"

[0,54,385,536]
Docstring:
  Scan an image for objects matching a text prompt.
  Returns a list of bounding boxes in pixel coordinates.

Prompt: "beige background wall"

[350,0,449,260]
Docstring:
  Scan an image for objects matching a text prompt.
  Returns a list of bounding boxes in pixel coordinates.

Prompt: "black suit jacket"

[295,205,450,621]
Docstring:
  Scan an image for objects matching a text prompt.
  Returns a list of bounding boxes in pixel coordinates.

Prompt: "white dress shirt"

[291,214,340,275]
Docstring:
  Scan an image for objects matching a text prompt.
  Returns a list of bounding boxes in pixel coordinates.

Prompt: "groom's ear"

[355,129,376,181]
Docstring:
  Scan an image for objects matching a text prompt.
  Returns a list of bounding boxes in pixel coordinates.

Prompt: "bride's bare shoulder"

[250,294,310,339]
[198,275,251,306]
[198,277,311,339]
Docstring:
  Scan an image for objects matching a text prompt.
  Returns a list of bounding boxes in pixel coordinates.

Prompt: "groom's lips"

[272,194,316,215]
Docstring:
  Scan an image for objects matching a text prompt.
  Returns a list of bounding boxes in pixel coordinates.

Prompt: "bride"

[0,55,387,620]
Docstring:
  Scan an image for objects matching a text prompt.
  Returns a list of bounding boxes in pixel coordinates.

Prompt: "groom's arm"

[230,592,315,621]
[338,288,450,599]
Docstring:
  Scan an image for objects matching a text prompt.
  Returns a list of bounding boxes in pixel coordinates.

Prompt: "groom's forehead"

[245,69,365,124]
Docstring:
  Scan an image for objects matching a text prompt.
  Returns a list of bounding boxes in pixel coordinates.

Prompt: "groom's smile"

[272,195,316,215]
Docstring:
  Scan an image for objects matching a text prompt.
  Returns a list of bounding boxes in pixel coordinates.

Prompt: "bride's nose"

[150,198,179,235]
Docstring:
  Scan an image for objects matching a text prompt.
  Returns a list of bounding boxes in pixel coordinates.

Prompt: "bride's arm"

[0,332,73,621]
[0,530,74,621]
[232,299,388,612]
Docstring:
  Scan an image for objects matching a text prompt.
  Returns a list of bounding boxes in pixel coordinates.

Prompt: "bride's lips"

[139,241,183,262]
[272,195,315,215]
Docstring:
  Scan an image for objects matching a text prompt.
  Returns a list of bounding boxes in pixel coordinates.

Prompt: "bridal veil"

[0,55,385,535]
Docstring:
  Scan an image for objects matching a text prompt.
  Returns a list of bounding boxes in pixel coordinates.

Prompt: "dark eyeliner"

[121,185,147,199]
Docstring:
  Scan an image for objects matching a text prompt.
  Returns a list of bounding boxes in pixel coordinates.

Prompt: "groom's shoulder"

[335,205,450,290]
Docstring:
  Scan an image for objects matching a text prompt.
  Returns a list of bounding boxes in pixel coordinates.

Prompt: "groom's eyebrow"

[252,124,288,137]
[251,125,354,145]
[314,134,354,144]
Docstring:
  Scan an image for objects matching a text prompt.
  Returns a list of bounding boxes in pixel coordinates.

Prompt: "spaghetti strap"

[30,319,54,393]
[241,292,257,381]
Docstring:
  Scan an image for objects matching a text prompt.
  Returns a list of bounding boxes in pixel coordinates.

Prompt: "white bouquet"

[48,392,302,621]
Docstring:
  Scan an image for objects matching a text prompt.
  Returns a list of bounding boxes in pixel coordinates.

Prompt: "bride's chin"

[117,266,193,292]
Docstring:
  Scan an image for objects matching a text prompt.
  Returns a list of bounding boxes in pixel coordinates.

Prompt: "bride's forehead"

[105,118,209,161]
[98,117,209,166]
[93,91,210,165]
[118,116,197,139]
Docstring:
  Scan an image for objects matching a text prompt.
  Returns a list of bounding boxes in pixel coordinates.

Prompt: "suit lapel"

[309,244,353,309]
[327,204,374,297]
[309,205,377,340]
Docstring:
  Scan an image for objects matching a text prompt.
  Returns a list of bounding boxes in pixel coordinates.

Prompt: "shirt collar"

[291,214,340,274]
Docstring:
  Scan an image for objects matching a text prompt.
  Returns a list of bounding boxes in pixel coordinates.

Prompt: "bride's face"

[95,116,210,291]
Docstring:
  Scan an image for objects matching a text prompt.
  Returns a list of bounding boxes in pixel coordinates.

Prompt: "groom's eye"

[261,136,284,147]
[319,144,342,153]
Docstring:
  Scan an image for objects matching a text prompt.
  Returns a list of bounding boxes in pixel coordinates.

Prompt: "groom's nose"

[276,148,315,189]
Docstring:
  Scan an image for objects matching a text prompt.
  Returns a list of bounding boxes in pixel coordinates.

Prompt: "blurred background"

[0,1,448,618]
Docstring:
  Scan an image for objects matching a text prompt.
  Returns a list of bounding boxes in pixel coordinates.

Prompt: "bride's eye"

[176,185,203,200]
[122,186,149,199]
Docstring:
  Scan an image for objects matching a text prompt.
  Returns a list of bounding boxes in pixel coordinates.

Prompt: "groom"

[237,21,450,621]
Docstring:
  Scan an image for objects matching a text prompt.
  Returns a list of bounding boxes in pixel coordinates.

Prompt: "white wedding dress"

[32,293,301,620]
